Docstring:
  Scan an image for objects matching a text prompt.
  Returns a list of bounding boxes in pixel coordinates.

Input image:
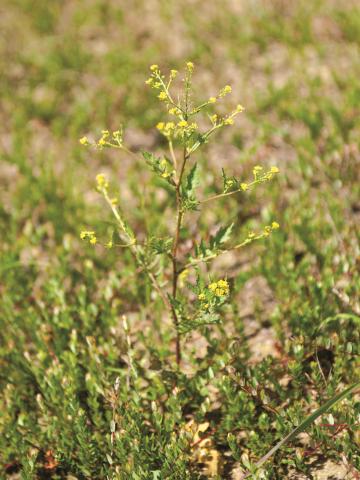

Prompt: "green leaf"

[185,163,200,195]
[182,163,200,211]
[142,151,175,186]
[178,312,220,334]
[148,236,173,255]
[142,151,156,163]
[210,223,234,249]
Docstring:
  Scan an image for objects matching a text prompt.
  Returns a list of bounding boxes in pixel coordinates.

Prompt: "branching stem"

[103,189,173,319]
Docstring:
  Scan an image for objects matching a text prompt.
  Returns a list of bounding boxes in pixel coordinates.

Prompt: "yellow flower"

[170,69,178,78]
[208,280,230,297]
[210,114,218,123]
[263,225,272,237]
[220,85,232,97]
[270,166,279,173]
[96,173,108,190]
[271,221,280,229]
[169,108,179,115]
[217,279,229,289]
[236,104,245,112]
[186,61,194,71]
[80,230,97,245]
[214,279,230,297]
[110,197,118,206]
[224,118,234,125]
[179,269,189,280]
[177,120,188,128]
[106,240,113,249]
[98,138,106,146]
[208,97,217,103]
[150,64,159,71]
[240,183,248,191]
[79,136,89,145]
[253,165,263,177]
[198,293,205,300]
[157,122,176,137]
[158,92,167,100]
[178,269,189,287]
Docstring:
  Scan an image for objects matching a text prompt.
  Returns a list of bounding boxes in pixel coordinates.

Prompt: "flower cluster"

[198,279,230,310]
[263,221,280,237]
[145,64,178,106]
[80,230,97,245]
[244,221,280,244]
[158,158,174,179]
[146,62,245,147]
[219,85,232,97]
[79,136,89,146]
[79,128,123,150]
[208,279,230,297]
[156,120,198,139]
[222,165,280,195]
[156,121,175,137]
[194,84,233,112]
[205,104,245,129]
[96,173,109,192]
[253,165,279,181]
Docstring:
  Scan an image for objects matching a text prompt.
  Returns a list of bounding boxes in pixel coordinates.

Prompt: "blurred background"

[1,0,359,236]
[1,0,359,303]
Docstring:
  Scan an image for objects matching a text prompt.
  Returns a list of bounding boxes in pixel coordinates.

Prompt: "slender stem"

[180,235,264,272]
[201,180,259,204]
[201,188,245,204]
[169,78,191,366]
[171,144,189,366]
[187,123,221,155]
[155,73,186,118]
[103,141,140,161]
[102,189,173,318]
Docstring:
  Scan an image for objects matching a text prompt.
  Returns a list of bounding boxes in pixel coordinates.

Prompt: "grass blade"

[242,381,360,478]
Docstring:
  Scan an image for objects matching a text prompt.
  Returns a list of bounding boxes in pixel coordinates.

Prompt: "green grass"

[1,0,360,478]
